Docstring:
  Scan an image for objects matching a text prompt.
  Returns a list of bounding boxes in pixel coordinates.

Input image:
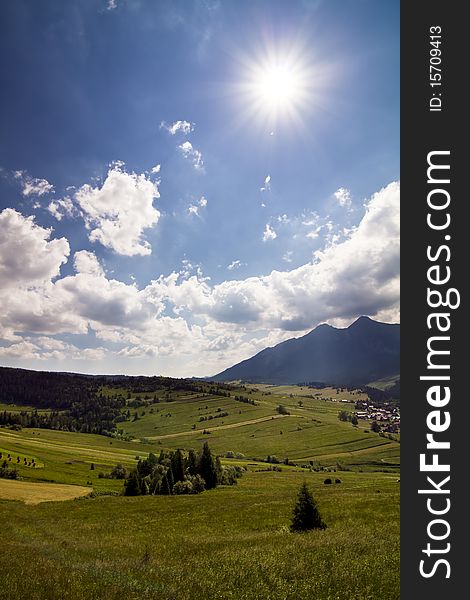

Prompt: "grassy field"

[115,384,399,472]
[0,382,399,599]
[0,469,399,600]
[0,479,90,504]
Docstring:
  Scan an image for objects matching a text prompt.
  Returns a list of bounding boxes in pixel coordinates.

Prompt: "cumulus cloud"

[0,209,69,289]
[74,163,160,256]
[47,197,75,221]
[262,223,277,242]
[107,0,117,10]
[161,120,194,135]
[145,181,400,331]
[73,250,105,278]
[178,141,204,171]
[227,260,245,271]
[260,175,271,192]
[334,187,352,209]
[14,170,54,197]
[188,196,208,216]
[0,182,399,375]
[306,226,321,240]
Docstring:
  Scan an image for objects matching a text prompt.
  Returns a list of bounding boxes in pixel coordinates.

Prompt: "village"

[353,398,400,433]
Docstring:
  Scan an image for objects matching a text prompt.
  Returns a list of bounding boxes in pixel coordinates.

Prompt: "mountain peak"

[212,317,400,385]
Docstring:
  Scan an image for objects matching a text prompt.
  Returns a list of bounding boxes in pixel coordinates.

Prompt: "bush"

[173,480,193,495]
[324,478,333,485]
[110,463,128,479]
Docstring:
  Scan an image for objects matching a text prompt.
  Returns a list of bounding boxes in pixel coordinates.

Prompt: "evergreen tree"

[199,442,218,490]
[171,449,185,483]
[186,449,198,476]
[166,465,175,491]
[290,482,326,532]
[124,470,141,496]
[160,472,171,495]
[148,452,158,467]
[140,477,149,495]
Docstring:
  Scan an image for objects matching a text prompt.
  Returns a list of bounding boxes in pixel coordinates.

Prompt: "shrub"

[110,463,128,479]
[173,480,193,495]
[324,478,333,484]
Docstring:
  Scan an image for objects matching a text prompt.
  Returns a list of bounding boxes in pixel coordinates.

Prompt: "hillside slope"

[212,316,400,385]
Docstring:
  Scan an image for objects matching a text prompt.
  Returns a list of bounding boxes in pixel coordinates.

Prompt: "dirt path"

[0,479,90,504]
[148,413,291,440]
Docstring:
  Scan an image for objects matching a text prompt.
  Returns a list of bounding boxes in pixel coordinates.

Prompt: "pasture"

[0,382,400,599]
[0,468,399,600]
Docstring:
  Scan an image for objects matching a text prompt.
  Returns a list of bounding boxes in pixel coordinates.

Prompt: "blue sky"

[0,0,399,377]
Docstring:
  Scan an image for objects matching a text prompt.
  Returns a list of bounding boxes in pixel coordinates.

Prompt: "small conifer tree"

[290,482,326,532]
[199,441,218,489]
[124,471,141,496]
[159,472,172,495]
[172,449,185,483]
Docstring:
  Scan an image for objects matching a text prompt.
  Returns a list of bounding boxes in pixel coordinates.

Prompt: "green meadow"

[0,383,399,599]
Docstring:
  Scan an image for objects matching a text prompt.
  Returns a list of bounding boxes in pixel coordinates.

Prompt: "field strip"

[148,414,291,440]
[311,442,399,462]
[0,431,137,463]
[0,479,90,504]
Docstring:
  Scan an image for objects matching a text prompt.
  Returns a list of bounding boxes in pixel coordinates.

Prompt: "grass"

[0,479,90,504]
[0,382,400,599]
[0,469,399,600]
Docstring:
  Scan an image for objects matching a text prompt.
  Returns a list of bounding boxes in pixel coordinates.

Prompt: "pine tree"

[124,470,141,496]
[166,465,175,491]
[172,449,185,483]
[199,441,218,490]
[186,449,198,476]
[290,482,326,532]
[159,472,171,495]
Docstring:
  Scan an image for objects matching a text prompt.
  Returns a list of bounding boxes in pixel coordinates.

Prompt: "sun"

[231,41,328,133]
[255,64,301,110]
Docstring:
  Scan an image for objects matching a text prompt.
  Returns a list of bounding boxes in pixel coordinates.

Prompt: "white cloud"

[14,170,54,197]
[260,175,271,192]
[282,251,293,263]
[188,195,208,216]
[334,187,352,209]
[151,164,161,174]
[145,181,400,332]
[161,120,194,135]
[0,182,399,376]
[47,197,75,221]
[0,209,69,290]
[178,141,204,171]
[73,250,105,278]
[227,260,245,271]
[262,224,277,242]
[107,0,117,10]
[306,226,322,240]
[74,163,160,256]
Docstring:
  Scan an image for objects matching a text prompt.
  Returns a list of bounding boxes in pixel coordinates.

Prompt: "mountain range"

[211,316,400,386]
